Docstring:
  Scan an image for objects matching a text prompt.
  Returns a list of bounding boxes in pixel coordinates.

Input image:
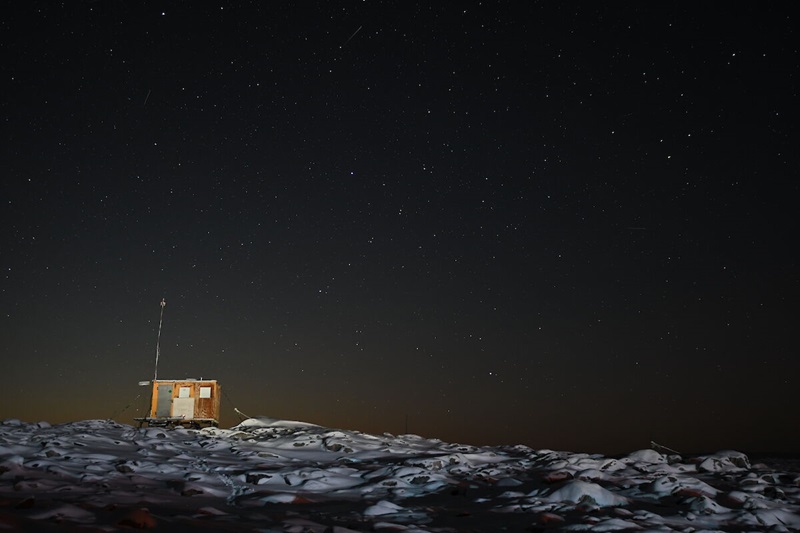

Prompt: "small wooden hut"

[136,378,221,428]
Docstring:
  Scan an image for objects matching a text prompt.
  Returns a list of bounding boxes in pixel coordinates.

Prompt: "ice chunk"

[364,500,406,516]
[545,480,629,507]
[697,450,750,472]
[624,449,666,464]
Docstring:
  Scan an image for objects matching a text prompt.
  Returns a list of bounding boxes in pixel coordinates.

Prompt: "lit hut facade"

[136,379,221,428]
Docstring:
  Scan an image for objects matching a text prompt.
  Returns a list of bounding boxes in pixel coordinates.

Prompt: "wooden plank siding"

[149,379,221,424]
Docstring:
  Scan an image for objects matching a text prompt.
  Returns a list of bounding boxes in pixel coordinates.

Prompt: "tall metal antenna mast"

[153,298,166,382]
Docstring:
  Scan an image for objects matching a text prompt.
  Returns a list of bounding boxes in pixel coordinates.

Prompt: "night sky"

[2,3,798,455]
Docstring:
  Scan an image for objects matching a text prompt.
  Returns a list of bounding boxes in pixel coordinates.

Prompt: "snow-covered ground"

[1,418,799,531]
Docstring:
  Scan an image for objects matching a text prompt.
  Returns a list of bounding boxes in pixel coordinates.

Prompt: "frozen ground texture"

[1,418,799,531]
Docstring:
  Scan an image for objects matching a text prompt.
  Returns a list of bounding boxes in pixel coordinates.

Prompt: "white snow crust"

[0,418,799,531]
